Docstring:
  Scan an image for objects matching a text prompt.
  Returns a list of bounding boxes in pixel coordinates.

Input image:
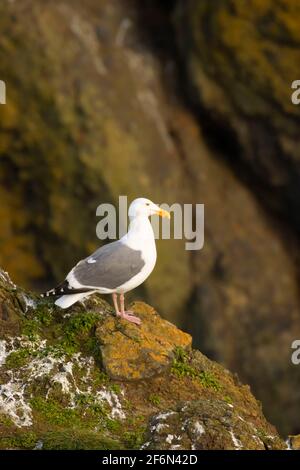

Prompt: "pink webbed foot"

[117,311,141,325]
[112,293,141,325]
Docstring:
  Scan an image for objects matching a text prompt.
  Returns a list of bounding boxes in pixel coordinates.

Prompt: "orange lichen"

[96,302,191,380]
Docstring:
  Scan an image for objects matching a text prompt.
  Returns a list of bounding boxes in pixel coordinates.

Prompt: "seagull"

[41,198,170,325]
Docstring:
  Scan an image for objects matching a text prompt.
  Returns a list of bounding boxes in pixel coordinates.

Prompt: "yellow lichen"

[97,302,191,380]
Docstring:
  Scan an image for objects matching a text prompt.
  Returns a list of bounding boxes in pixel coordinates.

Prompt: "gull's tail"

[55,292,94,309]
[41,281,95,309]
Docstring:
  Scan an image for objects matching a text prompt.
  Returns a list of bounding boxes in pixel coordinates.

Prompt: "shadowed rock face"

[0,0,300,435]
[175,0,300,228]
[0,268,285,450]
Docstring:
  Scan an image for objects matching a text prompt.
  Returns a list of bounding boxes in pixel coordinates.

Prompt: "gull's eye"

[146,202,150,206]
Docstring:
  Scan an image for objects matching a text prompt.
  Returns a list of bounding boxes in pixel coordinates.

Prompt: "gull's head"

[128,198,170,220]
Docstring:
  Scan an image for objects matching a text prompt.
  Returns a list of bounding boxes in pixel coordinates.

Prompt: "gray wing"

[72,240,145,289]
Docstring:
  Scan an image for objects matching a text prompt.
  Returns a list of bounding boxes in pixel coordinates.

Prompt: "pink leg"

[112,293,120,315]
[119,293,141,325]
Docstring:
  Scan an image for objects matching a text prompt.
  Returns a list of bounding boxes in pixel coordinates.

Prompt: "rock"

[96,302,191,380]
[173,0,300,435]
[145,400,284,450]
[175,0,300,229]
[0,268,286,450]
[288,435,300,450]
[0,0,300,436]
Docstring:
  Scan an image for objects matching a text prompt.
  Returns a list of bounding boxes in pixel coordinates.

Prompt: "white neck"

[122,215,155,250]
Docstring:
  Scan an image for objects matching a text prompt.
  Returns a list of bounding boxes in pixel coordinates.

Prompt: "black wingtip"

[41,280,93,298]
[41,282,68,298]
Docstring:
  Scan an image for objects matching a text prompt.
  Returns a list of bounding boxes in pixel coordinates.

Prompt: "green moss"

[123,399,134,413]
[68,361,109,397]
[74,393,109,417]
[84,336,101,358]
[59,312,101,355]
[0,431,37,450]
[30,392,115,430]
[171,347,199,379]
[173,346,189,363]
[35,304,54,326]
[20,307,102,359]
[171,359,198,379]
[199,371,221,392]
[256,428,268,441]
[36,344,65,359]
[0,413,14,427]
[123,428,147,449]
[224,395,233,404]
[17,431,38,449]
[91,370,109,388]
[148,394,161,406]
[41,429,123,450]
[105,418,121,432]
[121,415,147,449]
[30,397,80,427]
[5,348,32,369]
[171,347,221,391]
[22,319,40,341]
[19,300,57,342]
[66,312,101,335]
[109,383,121,394]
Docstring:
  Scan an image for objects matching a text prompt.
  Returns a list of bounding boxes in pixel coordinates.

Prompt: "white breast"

[116,216,157,294]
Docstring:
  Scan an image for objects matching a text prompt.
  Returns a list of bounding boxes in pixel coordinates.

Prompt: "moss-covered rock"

[96,302,191,380]
[288,434,300,450]
[0,267,286,450]
[145,400,284,450]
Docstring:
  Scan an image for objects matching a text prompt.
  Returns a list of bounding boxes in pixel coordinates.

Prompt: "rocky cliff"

[176,0,300,230]
[0,268,286,450]
[0,0,300,436]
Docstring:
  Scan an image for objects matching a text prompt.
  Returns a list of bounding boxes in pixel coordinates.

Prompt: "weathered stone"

[288,434,300,450]
[145,400,285,450]
[0,268,287,450]
[96,302,191,380]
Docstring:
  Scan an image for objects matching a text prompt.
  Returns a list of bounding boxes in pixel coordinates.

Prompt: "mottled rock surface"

[0,268,285,450]
[145,400,282,450]
[97,302,191,380]
[288,434,300,450]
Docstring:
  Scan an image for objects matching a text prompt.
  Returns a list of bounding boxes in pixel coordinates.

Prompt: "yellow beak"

[156,208,171,219]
